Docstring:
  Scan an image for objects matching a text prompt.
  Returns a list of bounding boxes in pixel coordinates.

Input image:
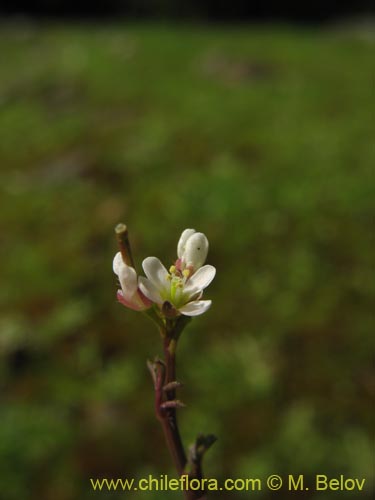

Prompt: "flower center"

[162,265,192,308]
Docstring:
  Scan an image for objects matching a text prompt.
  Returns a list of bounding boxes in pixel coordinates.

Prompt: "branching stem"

[149,320,209,500]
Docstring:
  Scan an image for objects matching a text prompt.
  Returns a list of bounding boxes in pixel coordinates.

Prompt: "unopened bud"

[177,228,196,259]
[182,232,209,270]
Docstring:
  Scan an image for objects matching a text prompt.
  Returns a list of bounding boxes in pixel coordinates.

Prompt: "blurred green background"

[0,21,374,500]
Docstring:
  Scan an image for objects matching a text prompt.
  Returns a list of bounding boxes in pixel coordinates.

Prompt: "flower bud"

[182,232,209,270]
[113,252,151,311]
[177,228,196,259]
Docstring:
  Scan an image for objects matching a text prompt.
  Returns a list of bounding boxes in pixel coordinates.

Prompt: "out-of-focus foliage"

[0,22,374,500]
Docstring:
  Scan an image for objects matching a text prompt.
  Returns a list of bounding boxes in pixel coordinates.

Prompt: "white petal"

[182,232,209,269]
[184,265,216,295]
[138,276,164,305]
[142,256,169,288]
[177,228,196,258]
[179,300,212,316]
[118,263,138,298]
[113,252,123,275]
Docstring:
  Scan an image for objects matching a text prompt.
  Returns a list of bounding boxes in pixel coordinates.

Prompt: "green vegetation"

[0,22,374,500]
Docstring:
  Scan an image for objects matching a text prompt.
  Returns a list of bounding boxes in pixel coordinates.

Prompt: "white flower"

[113,252,152,311]
[138,229,215,317]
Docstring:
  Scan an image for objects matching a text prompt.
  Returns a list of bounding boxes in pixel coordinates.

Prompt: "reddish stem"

[152,333,207,500]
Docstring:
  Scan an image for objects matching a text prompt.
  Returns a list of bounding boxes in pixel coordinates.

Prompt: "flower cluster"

[113,229,215,317]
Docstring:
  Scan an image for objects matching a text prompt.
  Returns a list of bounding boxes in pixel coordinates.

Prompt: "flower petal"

[138,276,164,305]
[113,252,123,275]
[142,256,169,288]
[179,300,212,316]
[118,263,138,298]
[117,290,147,311]
[184,265,216,294]
[177,228,196,258]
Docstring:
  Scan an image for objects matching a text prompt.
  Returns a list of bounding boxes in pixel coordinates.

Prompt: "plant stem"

[115,223,135,267]
[162,337,187,475]
[151,326,207,500]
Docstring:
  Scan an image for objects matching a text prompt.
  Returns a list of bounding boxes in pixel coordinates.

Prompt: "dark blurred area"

[1,0,374,22]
